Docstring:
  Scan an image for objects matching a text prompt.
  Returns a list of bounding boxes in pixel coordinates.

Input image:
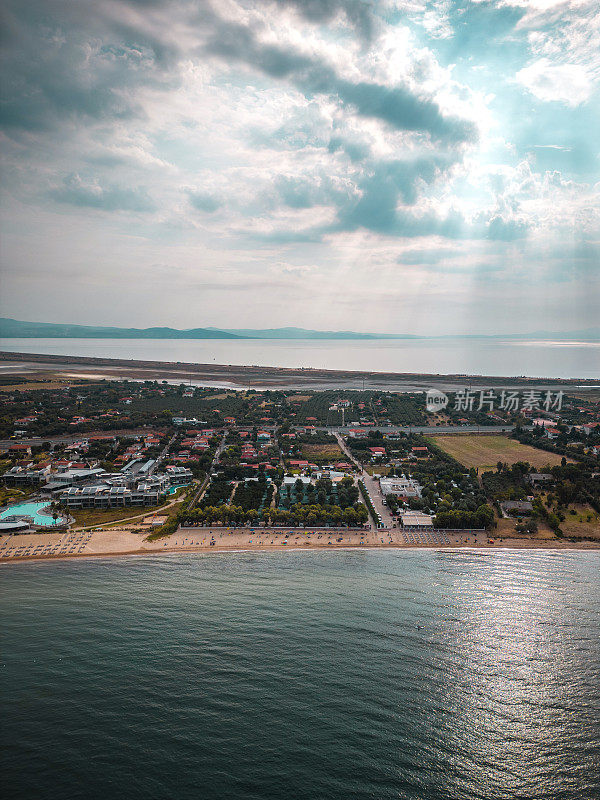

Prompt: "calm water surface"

[2,549,599,800]
[2,337,599,378]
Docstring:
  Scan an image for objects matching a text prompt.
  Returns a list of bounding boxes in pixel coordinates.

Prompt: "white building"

[400,511,433,528]
[379,476,422,498]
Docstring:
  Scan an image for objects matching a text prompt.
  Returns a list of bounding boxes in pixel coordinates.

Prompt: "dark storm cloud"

[0,0,180,133]
[253,155,474,243]
[202,15,478,145]
[0,0,476,148]
[269,0,376,42]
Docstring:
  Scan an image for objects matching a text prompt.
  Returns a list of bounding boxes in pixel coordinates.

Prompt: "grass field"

[71,503,169,528]
[301,443,344,461]
[494,518,557,539]
[558,504,600,539]
[363,465,392,476]
[429,434,567,470]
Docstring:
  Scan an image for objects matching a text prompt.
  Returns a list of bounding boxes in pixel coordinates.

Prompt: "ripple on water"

[1,549,599,800]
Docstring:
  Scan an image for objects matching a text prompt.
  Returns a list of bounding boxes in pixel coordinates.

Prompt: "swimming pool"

[168,484,190,495]
[0,502,66,527]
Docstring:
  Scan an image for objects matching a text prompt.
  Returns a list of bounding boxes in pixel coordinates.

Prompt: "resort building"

[165,466,193,485]
[60,477,169,509]
[379,476,422,498]
[3,464,52,486]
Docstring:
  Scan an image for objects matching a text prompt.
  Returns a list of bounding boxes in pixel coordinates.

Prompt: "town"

[1,378,599,559]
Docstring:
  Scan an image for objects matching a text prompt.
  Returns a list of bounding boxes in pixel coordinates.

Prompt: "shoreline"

[2,533,599,565]
[1,350,597,390]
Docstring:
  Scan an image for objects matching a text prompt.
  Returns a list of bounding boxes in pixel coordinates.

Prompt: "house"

[500,500,534,517]
[348,429,367,438]
[172,416,199,426]
[312,470,348,482]
[283,476,312,486]
[583,422,600,435]
[368,447,386,457]
[526,473,553,486]
[8,444,31,455]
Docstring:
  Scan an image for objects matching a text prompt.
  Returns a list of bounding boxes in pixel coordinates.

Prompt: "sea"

[2,549,599,800]
[1,337,599,379]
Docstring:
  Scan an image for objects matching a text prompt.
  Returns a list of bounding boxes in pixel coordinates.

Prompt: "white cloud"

[0,0,598,332]
[515,58,592,104]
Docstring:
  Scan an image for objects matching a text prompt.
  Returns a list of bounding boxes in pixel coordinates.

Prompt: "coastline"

[1,350,597,391]
[2,527,599,565]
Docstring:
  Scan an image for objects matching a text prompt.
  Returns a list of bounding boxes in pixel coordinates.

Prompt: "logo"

[426,389,449,413]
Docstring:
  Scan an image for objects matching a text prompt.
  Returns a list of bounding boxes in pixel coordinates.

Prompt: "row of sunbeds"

[0,531,94,559]
[402,530,450,545]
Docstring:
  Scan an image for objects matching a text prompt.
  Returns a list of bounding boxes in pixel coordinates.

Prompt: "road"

[0,428,163,451]
[149,433,177,475]
[361,472,395,529]
[328,424,520,435]
[189,431,228,507]
[335,433,393,529]
[0,423,528,452]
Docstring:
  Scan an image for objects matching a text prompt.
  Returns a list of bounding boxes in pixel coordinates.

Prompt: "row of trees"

[433,505,495,530]
[181,502,369,527]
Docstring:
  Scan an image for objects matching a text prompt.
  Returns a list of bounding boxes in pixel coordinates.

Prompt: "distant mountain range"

[1,318,599,341]
[0,318,242,340]
[205,326,412,340]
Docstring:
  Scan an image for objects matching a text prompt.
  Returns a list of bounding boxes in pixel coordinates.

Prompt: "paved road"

[0,428,160,451]
[190,432,228,506]
[149,433,177,475]
[0,423,529,452]
[362,472,394,529]
[335,433,393,529]
[329,424,521,435]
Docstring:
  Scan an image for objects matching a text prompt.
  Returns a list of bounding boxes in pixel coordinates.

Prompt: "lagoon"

[1,336,599,379]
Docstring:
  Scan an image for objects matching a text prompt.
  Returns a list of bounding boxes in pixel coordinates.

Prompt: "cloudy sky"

[1,0,598,334]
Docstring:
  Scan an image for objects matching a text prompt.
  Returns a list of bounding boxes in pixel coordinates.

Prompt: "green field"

[71,503,169,528]
[429,435,567,471]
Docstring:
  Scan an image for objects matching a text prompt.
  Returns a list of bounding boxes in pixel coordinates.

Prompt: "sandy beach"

[1,526,598,564]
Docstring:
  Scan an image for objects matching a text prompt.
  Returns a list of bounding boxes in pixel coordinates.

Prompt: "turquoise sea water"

[2,549,599,800]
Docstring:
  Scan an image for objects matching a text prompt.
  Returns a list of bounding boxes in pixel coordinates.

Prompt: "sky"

[0,0,599,335]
